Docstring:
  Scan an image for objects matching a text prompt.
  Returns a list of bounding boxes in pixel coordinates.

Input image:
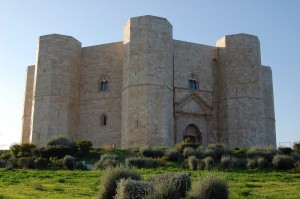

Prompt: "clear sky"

[0,0,299,149]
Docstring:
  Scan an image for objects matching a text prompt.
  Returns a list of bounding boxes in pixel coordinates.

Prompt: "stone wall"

[21,65,35,143]
[173,40,215,145]
[216,34,267,147]
[261,65,276,146]
[121,16,174,147]
[78,42,123,147]
[30,34,82,146]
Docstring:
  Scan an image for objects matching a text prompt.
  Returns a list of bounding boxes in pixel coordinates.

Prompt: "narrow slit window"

[101,114,107,126]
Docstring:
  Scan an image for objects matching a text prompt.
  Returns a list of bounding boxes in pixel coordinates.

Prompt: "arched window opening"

[100,81,108,91]
[188,74,198,90]
[188,80,197,90]
[101,114,107,126]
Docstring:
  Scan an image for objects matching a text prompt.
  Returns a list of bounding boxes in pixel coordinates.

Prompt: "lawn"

[0,166,300,199]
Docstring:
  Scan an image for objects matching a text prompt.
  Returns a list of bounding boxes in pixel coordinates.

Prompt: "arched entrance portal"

[183,124,202,144]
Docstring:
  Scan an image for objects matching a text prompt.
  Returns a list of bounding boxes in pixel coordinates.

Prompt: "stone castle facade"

[21,15,276,148]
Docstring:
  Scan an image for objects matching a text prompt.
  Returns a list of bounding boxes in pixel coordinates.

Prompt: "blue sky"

[0,0,299,149]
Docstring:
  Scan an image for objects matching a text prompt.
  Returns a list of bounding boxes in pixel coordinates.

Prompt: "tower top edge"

[39,34,82,45]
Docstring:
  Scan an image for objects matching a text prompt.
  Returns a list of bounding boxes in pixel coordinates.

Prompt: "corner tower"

[216,34,268,147]
[121,16,174,147]
[30,34,81,146]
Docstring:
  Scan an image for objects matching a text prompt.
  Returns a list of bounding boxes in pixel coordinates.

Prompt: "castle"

[21,15,276,148]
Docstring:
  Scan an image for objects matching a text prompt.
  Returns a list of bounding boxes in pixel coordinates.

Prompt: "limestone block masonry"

[21,15,276,148]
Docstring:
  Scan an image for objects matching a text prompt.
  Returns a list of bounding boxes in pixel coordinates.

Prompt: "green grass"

[0,166,300,198]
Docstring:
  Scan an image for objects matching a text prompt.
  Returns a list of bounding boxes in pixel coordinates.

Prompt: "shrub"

[291,152,300,161]
[49,157,63,169]
[204,156,214,170]
[7,157,18,168]
[189,175,228,199]
[231,147,247,158]
[279,147,293,155]
[140,148,164,158]
[294,161,300,172]
[63,155,75,170]
[183,147,201,158]
[175,142,200,153]
[10,144,21,157]
[99,166,141,199]
[75,140,93,156]
[125,157,158,168]
[197,159,206,170]
[188,156,198,170]
[74,161,87,170]
[151,172,191,197]
[293,141,300,154]
[40,145,74,159]
[94,154,118,170]
[272,155,295,170]
[257,157,269,169]
[47,136,75,148]
[220,156,231,169]
[0,150,11,160]
[115,179,153,199]
[247,146,277,161]
[247,158,257,169]
[165,149,182,162]
[145,179,179,199]
[0,160,6,168]
[18,157,35,169]
[231,157,247,169]
[19,143,37,157]
[34,158,48,169]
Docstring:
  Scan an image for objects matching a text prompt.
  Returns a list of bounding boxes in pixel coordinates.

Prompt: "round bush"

[140,148,164,158]
[247,158,257,169]
[63,155,75,170]
[75,161,87,170]
[230,147,247,158]
[175,142,200,153]
[197,159,205,170]
[279,147,293,155]
[293,141,300,154]
[34,158,48,169]
[40,145,74,159]
[189,175,228,199]
[246,146,277,162]
[231,157,247,169]
[188,156,198,170]
[151,172,191,197]
[294,161,300,172]
[115,179,153,199]
[204,156,214,170]
[94,154,118,169]
[125,157,158,168]
[145,178,179,199]
[99,166,141,199]
[47,137,75,148]
[165,149,182,162]
[272,155,295,170]
[75,140,93,156]
[0,160,6,168]
[257,157,269,169]
[18,157,35,169]
[220,156,231,169]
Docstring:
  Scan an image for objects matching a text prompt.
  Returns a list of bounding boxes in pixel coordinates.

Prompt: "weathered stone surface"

[21,15,276,148]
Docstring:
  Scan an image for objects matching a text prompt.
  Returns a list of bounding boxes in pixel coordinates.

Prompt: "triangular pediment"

[174,92,212,114]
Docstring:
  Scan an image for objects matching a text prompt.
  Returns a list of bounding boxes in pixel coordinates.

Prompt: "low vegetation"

[0,138,300,198]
